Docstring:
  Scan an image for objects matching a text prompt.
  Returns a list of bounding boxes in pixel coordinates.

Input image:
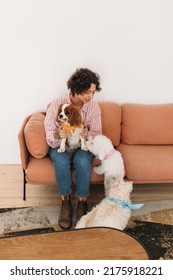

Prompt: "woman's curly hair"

[67,68,101,96]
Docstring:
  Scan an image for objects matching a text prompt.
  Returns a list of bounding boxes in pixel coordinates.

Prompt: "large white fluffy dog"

[86,134,125,179]
[75,177,133,230]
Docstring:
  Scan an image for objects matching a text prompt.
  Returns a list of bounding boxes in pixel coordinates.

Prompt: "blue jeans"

[49,148,93,198]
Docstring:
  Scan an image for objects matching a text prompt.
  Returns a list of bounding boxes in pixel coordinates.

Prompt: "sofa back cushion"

[121,103,173,144]
[99,102,121,146]
[24,113,49,159]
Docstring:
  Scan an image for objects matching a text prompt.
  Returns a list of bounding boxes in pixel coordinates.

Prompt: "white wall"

[0,0,173,164]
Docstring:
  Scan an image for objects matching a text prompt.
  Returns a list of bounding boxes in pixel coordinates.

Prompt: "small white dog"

[76,177,134,229]
[86,134,125,179]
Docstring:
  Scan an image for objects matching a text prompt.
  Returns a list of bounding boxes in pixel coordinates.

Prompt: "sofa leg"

[23,169,27,201]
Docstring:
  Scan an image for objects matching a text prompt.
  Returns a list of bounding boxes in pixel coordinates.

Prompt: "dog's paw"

[57,147,65,153]
[85,136,93,148]
[94,166,103,175]
[81,145,88,151]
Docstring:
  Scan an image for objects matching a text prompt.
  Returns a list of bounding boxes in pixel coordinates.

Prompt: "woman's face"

[77,83,96,103]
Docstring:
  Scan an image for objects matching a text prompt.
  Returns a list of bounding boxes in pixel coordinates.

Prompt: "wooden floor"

[0,165,173,208]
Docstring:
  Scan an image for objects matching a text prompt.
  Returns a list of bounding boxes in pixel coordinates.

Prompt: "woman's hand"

[59,126,72,138]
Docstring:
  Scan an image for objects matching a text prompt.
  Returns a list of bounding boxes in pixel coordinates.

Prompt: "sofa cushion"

[117,144,173,183]
[121,104,173,144]
[99,102,121,146]
[27,157,56,185]
[24,113,49,159]
[27,156,104,185]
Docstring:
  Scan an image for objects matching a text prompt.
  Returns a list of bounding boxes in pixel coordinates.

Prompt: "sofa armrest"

[18,115,32,170]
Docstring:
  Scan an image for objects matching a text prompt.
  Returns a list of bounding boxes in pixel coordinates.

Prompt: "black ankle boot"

[76,200,88,223]
[58,196,72,229]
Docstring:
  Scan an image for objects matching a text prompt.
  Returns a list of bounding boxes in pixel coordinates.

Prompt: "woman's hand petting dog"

[53,126,72,140]
[59,126,72,138]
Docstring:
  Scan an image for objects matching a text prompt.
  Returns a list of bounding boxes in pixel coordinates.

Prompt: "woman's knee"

[49,148,70,167]
[73,149,93,167]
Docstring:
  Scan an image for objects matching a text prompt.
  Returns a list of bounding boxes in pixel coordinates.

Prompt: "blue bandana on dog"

[106,196,144,210]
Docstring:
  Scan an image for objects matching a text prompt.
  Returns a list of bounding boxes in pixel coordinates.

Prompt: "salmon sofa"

[18,103,173,200]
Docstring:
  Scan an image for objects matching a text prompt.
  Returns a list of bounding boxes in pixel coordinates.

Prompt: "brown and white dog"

[55,103,88,153]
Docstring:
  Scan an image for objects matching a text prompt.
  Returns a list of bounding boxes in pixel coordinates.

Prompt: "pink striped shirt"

[44,93,102,148]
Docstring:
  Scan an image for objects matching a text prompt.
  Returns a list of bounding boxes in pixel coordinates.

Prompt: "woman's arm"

[44,100,61,148]
[86,101,102,138]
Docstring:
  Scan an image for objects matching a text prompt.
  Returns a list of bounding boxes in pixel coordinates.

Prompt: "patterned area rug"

[0,203,172,260]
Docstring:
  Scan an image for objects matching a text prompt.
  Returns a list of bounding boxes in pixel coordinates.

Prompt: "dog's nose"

[59,114,63,119]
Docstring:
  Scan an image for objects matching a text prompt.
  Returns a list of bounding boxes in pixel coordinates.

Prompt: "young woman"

[44,68,102,229]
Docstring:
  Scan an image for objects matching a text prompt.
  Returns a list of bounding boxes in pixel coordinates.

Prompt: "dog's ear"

[129,182,133,192]
[125,181,133,193]
[98,151,105,160]
[68,106,82,126]
[55,104,62,122]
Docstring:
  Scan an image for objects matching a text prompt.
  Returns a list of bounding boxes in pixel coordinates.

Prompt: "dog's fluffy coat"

[55,103,87,153]
[75,134,132,230]
[86,134,125,179]
[75,177,133,230]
